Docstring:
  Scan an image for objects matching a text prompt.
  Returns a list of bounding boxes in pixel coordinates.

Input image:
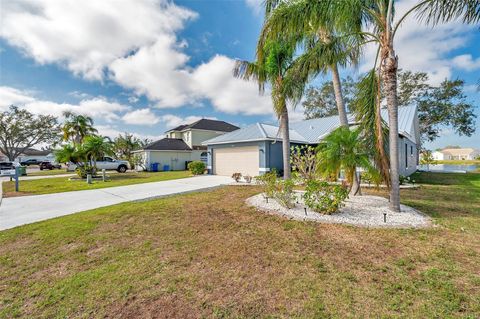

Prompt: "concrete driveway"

[0,175,231,231]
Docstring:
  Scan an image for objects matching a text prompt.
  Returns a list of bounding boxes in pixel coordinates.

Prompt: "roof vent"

[309,125,314,130]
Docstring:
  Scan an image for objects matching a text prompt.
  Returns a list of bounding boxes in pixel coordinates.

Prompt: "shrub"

[303,180,349,214]
[231,172,242,182]
[290,145,317,182]
[273,178,296,209]
[75,164,96,179]
[188,161,206,175]
[244,175,253,183]
[255,170,277,197]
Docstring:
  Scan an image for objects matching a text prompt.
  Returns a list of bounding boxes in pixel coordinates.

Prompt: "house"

[204,104,420,177]
[433,148,480,160]
[0,148,54,162]
[134,119,239,171]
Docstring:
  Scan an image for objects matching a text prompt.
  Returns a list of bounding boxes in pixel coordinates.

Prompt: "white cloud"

[0,86,129,121]
[360,0,475,85]
[0,0,197,80]
[452,54,480,71]
[96,125,162,141]
[122,108,160,125]
[0,1,274,117]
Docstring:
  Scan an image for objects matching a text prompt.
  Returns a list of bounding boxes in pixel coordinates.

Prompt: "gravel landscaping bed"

[246,192,431,228]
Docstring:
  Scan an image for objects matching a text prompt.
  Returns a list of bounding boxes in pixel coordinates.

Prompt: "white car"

[67,156,129,173]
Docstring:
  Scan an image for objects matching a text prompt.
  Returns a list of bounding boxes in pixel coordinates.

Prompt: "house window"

[410,145,413,156]
[405,144,408,168]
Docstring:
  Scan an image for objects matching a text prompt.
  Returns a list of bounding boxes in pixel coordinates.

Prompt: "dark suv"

[39,161,62,170]
[20,159,41,166]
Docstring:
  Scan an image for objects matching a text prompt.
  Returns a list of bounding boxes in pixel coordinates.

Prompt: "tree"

[234,40,305,179]
[307,70,477,144]
[62,111,98,145]
[260,0,363,127]
[0,106,60,161]
[316,126,376,196]
[113,133,143,169]
[83,135,114,169]
[303,77,356,119]
[420,149,436,171]
[417,0,480,25]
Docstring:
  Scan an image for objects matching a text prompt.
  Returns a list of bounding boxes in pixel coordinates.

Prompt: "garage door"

[213,146,259,176]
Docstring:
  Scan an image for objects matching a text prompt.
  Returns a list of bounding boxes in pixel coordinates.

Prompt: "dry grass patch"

[0,172,479,318]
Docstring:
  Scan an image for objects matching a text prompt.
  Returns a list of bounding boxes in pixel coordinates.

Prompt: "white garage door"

[213,146,259,176]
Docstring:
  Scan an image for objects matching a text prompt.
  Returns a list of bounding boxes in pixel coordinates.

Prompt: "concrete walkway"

[0,175,231,231]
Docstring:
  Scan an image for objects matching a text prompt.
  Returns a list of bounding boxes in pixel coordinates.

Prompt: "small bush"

[303,180,349,214]
[273,178,296,209]
[231,172,242,182]
[255,170,277,197]
[75,164,96,178]
[244,175,252,183]
[188,161,206,175]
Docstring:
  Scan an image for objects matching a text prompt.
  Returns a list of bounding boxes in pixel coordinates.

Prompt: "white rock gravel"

[246,192,431,228]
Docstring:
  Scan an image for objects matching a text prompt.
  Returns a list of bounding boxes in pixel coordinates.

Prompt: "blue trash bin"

[163,164,170,171]
[150,163,159,172]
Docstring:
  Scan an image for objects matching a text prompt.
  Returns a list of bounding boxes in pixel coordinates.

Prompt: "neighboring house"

[0,148,54,162]
[204,104,420,177]
[433,148,480,160]
[134,119,239,171]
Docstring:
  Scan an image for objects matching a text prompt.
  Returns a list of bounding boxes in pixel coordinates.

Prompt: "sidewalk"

[0,175,231,231]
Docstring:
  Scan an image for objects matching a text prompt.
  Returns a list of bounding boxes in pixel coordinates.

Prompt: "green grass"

[0,172,479,318]
[2,171,192,197]
[434,159,480,165]
[26,169,73,177]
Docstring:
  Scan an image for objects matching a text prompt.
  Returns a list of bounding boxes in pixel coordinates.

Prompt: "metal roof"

[204,105,418,146]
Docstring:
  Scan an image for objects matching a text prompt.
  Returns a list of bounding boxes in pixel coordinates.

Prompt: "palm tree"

[83,135,113,170]
[316,126,377,195]
[417,0,480,25]
[113,133,142,169]
[260,0,363,127]
[62,111,98,145]
[233,40,304,179]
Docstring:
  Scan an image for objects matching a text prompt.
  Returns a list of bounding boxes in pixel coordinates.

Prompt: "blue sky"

[0,0,478,149]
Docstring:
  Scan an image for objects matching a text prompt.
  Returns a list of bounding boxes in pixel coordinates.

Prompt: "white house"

[433,148,480,161]
[134,119,239,171]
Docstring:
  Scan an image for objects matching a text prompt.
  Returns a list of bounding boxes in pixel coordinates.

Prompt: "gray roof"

[204,104,418,146]
[166,119,239,133]
[143,138,191,151]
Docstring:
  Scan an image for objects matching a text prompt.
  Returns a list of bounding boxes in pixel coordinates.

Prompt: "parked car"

[39,161,62,170]
[66,157,129,173]
[20,159,41,166]
[0,161,14,170]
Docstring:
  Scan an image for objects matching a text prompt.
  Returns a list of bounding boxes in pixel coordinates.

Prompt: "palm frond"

[416,0,480,25]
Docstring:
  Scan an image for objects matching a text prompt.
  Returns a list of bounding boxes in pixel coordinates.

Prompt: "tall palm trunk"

[280,106,291,179]
[331,63,349,127]
[382,50,401,212]
[375,72,391,187]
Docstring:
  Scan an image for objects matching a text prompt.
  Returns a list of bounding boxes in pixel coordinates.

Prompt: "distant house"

[204,104,420,177]
[0,148,54,162]
[134,119,239,171]
[433,148,480,161]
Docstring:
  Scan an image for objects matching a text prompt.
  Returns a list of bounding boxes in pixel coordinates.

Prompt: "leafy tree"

[113,133,143,169]
[234,40,305,179]
[420,149,436,172]
[303,77,356,119]
[261,0,363,127]
[307,70,477,144]
[0,106,60,161]
[316,127,376,196]
[82,135,114,169]
[62,111,98,145]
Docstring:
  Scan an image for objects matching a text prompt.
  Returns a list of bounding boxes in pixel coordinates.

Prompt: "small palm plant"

[316,127,377,196]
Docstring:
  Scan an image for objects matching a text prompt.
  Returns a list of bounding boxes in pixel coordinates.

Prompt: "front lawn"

[435,159,480,165]
[26,169,73,177]
[0,172,479,318]
[2,171,192,197]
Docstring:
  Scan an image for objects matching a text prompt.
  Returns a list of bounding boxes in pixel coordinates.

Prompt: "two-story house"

[135,119,239,171]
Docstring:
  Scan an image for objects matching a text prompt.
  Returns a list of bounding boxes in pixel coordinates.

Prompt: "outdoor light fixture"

[383,213,387,223]
[304,207,307,216]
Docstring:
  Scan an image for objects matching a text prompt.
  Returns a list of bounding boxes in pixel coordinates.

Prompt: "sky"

[0,0,479,150]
